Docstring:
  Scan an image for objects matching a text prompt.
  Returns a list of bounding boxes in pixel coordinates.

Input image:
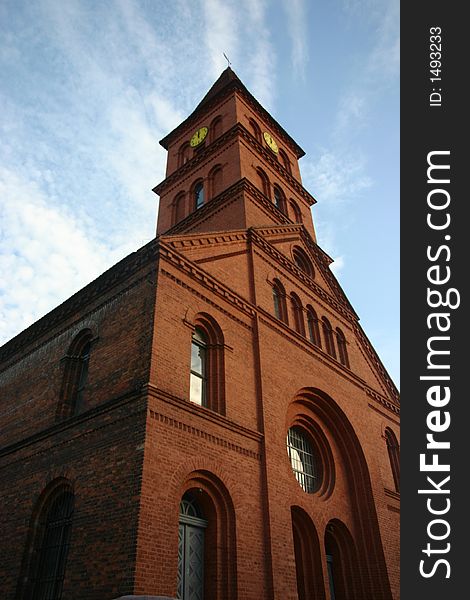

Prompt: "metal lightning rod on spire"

[223,53,231,67]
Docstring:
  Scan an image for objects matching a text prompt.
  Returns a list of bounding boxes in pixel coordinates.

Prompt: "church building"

[0,68,400,600]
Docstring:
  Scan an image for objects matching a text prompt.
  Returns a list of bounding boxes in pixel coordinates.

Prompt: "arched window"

[209,165,223,198]
[306,306,322,347]
[174,192,186,225]
[290,199,302,223]
[273,184,286,214]
[293,246,314,278]
[178,473,237,600]
[194,180,204,210]
[256,167,270,198]
[336,328,350,368]
[189,314,225,414]
[325,520,361,600]
[58,329,94,419]
[322,318,336,358]
[19,482,75,600]
[287,426,318,493]
[291,293,305,336]
[272,279,288,324]
[178,142,191,167]
[291,507,325,600]
[190,328,208,407]
[177,492,208,600]
[385,428,400,492]
[249,118,262,142]
[279,148,292,174]
[210,116,223,142]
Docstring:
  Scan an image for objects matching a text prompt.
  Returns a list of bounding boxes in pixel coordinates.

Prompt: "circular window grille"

[286,426,318,493]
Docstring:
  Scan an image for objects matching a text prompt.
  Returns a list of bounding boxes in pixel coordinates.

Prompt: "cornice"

[0,240,159,369]
[355,324,400,404]
[146,384,263,446]
[153,123,316,207]
[159,78,305,159]
[0,386,147,460]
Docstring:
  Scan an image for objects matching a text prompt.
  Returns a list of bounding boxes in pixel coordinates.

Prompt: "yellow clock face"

[190,126,208,147]
[263,131,279,154]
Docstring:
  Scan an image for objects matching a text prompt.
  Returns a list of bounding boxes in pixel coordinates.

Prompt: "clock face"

[190,126,208,147]
[263,131,279,154]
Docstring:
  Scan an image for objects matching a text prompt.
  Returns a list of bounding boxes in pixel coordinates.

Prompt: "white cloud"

[282,0,308,79]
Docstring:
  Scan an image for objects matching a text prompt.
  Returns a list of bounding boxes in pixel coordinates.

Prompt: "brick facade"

[0,68,399,600]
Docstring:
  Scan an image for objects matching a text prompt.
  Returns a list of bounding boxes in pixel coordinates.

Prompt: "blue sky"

[0,0,399,386]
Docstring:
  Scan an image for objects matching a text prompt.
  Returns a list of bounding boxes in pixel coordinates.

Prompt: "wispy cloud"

[0,0,281,345]
[281,0,309,79]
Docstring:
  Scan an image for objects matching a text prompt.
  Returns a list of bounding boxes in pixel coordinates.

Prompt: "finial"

[223,52,231,68]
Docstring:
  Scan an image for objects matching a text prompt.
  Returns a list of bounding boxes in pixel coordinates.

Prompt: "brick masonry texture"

[0,68,399,600]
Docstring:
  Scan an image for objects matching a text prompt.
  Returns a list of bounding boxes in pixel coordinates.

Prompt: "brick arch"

[288,388,393,600]
[16,477,75,600]
[291,506,326,600]
[178,469,238,600]
[325,519,362,600]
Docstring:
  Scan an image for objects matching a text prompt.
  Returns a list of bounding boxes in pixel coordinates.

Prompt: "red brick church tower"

[0,69,400,600]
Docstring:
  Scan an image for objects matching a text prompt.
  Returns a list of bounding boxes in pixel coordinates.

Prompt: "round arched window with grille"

[287,426,319,493]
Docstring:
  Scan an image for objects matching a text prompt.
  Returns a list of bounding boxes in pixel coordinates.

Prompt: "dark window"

[336,328,350,368]
[75,341,90,412]
[293,247,314,278]
[190,328,207,407]
[291,293,305,336]
[30,489,74,600]
[58,330,93,419]
[279,149,292,174]
[256,168,270,198]
[249,118,262,142]
[272,279,288,324]
[385,428,400,492]
[307,306,322,347]
[194,182,204,209]
[273,185,286,213]
[322,318,336,358]
[178,143,191,167]
[290,200,302,223]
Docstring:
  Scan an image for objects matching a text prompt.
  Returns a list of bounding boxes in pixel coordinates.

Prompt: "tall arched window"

[189,315,225,414]
[256,167,270,198]
[174,191,186,224]
[336,328,350,368]
[385,428,400,492]
[322,318,336,358]
[190,328,208,407]
[249,118,262,142]
[306,306,322,347]
[291,293,305,336]
[209,165,223,198]
[19,482,75,600]
[194,180,205,210]
[178,142,191,167]
[57,329,94,419]
[177,492,207,600]
[210,116,223,142]
[279,148,292,174]
[273,184,286,214]
[291,507,325,600]
[272,279,288,324]
[325,520,361,600]
[290,199,302,223]
[293,246,314,278]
